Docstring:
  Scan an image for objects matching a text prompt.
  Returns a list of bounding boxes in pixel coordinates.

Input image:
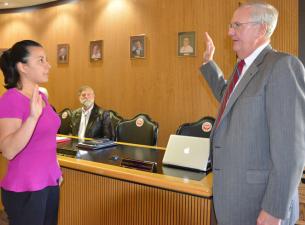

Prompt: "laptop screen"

[162,135,210,171]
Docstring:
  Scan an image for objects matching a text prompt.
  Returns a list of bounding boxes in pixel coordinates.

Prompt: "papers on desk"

[76,138,116,150]
[56,136,71,143]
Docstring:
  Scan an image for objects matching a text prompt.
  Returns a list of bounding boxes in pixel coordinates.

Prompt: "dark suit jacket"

[132,49,144,57]
[71,104,114,140]
[200,45,305,225]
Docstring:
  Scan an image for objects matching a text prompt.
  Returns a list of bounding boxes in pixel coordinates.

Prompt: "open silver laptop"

[162,134,211,171]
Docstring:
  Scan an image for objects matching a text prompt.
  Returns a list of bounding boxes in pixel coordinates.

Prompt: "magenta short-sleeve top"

[0,88,62,192]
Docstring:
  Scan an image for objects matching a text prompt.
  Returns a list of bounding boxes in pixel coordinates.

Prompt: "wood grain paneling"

[298,174,305,225]
[57,155,213,197]
[299,0,305,65]
[0,0,299,146]
[0,157,7,210]
[58,167,213,225]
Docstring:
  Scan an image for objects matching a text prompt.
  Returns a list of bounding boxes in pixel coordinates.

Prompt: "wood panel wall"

[58,167,213,225]
[298,176,305,225]
[0,0,299,146]
[0,157,7,210]
[299,0,305,66]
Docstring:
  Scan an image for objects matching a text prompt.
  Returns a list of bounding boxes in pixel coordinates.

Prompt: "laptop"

[162,134,211,171]
[162,165,207,181]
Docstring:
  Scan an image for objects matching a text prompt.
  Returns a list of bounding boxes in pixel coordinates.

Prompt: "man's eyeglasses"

[229,21,261,30]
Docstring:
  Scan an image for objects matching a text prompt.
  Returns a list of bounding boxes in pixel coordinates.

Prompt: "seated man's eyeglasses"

[229,21,261,29]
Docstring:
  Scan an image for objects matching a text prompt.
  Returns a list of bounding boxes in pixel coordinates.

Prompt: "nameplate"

[120,158,157,173]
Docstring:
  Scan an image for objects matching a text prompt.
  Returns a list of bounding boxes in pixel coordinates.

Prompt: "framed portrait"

[178,31,196,57]
[130,35,146,59]
[57,44,69,64]
[90,40,103,61]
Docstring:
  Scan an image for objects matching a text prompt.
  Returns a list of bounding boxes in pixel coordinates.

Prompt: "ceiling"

[0,0,58,9]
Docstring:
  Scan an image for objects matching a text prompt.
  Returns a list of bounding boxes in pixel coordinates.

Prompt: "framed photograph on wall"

[57,44,69,64]
[130,35,146,59]
[178,31,196,57]
[90,40,103,61]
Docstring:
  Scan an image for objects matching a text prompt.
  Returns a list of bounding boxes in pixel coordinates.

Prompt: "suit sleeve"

[102,111,114,140]
[262,55,305,219]
[199,60,227,102]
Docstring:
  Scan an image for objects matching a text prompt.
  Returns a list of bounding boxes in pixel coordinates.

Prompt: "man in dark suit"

[71,86,113,140]
[200,2,305,225]
[58,47,67,62]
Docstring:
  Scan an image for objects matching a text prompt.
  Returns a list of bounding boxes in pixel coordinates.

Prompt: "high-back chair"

[108,110,124,140]
[176,116,215,138]
[58,108,72,135]
[116,114,159,146]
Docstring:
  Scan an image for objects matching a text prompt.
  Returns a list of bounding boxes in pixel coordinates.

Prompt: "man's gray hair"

[241,1,278,38]
[78,85,94,96]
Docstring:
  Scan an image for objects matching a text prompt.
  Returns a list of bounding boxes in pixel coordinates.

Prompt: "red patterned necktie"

[215,59,245,128]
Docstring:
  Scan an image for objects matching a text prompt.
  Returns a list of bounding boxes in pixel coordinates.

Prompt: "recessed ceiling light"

[4,2,8,6]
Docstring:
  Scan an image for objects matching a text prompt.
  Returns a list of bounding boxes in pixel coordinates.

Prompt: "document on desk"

[56,136,71,143]
[76,138,116,150]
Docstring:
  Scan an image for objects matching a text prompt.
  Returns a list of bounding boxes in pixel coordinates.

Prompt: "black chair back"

[58,108,72,135]
[108,110,124,140]
[176,116,215,138]
[116,114,158,146]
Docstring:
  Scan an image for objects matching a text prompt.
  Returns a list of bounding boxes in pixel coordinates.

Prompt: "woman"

[0,40,61,225]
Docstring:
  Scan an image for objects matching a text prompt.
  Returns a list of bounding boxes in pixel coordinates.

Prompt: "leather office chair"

[116,114,159,146]
[58,108,72,135]
[176,116,215,138]
[108,110,124,140]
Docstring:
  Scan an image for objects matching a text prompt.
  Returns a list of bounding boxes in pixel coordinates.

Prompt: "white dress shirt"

[234,42,270,89]
[78,105,94,139]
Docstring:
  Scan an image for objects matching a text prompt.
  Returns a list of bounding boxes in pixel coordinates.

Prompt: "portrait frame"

[90,40,103,62]
[57,44,69,64]
[178,31,196,57]
[130,35,146,59]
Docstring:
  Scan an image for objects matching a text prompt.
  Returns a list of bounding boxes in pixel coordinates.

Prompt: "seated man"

[71,86,113,139]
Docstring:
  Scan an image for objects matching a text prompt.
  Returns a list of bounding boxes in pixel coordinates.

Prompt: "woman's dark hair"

[0,40,42,89]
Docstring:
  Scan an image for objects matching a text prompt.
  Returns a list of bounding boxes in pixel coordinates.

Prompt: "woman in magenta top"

[0,40,61,225]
